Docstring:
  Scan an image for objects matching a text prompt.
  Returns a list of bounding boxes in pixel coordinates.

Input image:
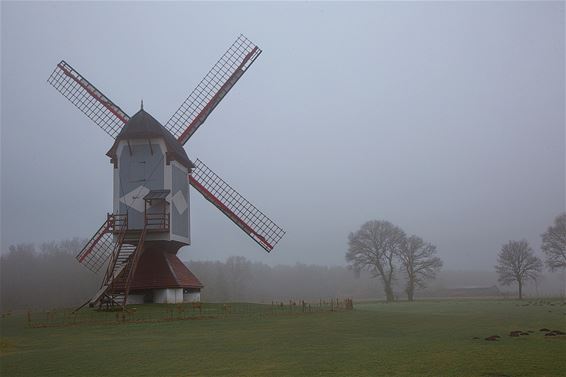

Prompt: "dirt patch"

[0,339,19,355]
[485,335,500,341]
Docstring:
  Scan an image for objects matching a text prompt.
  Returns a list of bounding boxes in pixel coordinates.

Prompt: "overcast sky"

[1,2,564,270]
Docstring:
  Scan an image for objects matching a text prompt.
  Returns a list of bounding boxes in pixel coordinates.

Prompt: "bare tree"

[398,235,442,301]
[495,240,542,300]
[541,213,566,271]
[346,220,405,302]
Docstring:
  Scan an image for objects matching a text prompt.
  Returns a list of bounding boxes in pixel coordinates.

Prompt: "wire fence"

[26,299,354,328]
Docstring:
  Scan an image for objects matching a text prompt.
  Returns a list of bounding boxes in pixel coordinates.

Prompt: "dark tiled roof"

[128,249,203,290]
[106,109,194,169]
[165,254,204,288]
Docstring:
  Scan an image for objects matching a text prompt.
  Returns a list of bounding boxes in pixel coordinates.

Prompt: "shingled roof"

[126,250,203,290]
[106,109,194,169]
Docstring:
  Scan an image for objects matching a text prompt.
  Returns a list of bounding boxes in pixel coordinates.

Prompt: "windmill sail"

[166,35,262,145]
[190,159,285,252]
[76,214,127,273]
[48,60,130,138]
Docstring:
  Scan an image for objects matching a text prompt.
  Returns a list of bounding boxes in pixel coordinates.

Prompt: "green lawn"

[1,299,565,376]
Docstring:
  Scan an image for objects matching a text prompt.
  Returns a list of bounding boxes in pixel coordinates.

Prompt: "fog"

[1,241,563,311]
[1,2,564,272]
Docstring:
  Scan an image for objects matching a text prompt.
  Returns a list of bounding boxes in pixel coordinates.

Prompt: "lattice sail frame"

[166,35,262,145]
[76,227,114,273]
[47,60,130,138]
[48,36,285,254]
[190,159,285,252]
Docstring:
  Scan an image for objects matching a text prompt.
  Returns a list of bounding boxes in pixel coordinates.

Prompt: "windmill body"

[107,109,192,245]
[106,109,201,304]
[47,35,285,310]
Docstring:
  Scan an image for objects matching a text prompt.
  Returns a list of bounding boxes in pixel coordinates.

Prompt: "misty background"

[1,2,564,299]
[1,239,564,311]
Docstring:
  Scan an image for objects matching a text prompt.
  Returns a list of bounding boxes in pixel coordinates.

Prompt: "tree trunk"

[406,285,414,302]
[384,283,395,302]
[518,280,523,300]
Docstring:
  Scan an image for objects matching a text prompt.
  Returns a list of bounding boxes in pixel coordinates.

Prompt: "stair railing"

[100,214,129,290]
[120,226,148,309]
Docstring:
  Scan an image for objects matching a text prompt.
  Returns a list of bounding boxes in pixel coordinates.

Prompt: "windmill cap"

[106,109,194,169]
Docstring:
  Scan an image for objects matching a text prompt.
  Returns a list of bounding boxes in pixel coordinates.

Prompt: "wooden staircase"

[73,214,148,312]
[94,227,148,310]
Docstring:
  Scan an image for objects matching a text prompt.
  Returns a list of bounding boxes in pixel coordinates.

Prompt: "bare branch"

[398,235,442,300]
[541,213,566,271]
[495,239,542,299]
[345,220,405,302]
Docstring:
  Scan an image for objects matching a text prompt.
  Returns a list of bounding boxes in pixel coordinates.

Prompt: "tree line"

[1,213,563,310]
[0,239,100,310]
[0,243,384,310]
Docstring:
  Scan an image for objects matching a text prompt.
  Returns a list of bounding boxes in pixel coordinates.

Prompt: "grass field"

[1,299,565,376]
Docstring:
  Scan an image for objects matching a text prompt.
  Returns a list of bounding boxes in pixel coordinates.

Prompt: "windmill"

[47,35,285,310]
